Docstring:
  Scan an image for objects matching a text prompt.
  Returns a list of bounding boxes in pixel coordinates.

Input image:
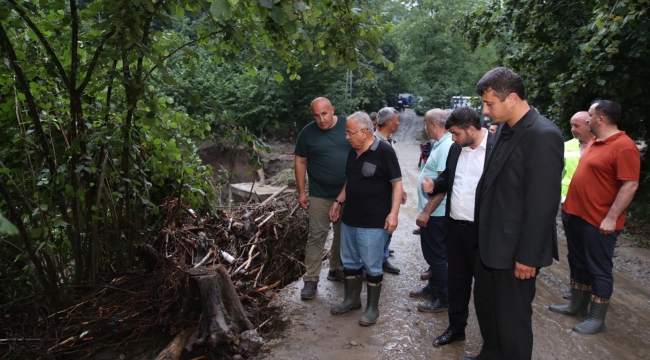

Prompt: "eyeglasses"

[345,129,364,136]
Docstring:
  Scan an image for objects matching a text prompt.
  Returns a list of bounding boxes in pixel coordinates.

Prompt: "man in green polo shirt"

[294,97,351,300]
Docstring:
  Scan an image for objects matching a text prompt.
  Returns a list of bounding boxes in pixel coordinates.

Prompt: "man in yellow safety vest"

[560,111,593,299]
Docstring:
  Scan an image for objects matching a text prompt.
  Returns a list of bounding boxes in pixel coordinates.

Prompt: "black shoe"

[417,299,449,313]
[388,248,395,254]
[459,356,478,360]
[300,281,318,300]
[409,288,435,301]
[382,260,400,274]
[433,329,466,346]
[327,269,345,283]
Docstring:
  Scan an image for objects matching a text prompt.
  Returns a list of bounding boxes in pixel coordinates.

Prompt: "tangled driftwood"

[1,189,308,359]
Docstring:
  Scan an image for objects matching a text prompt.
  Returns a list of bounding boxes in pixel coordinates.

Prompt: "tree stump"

[183,265,254,352]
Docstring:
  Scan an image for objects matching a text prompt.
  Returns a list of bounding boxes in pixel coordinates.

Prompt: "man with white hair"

[329,112,404,326]
[375,107,406,274]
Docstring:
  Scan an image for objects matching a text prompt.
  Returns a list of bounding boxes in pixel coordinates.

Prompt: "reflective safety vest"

[562,138,582,203]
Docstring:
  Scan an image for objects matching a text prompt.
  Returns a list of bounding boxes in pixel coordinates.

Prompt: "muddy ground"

[257,109,650,360]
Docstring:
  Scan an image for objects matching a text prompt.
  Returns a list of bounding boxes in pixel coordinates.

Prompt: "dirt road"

[259,109,650,360]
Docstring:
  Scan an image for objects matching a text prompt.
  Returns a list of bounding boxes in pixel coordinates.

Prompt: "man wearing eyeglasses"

[294,97,351,301]
[329,111,403,326]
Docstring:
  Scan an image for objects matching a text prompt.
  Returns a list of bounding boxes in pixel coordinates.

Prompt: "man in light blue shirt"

[409,109,453,312]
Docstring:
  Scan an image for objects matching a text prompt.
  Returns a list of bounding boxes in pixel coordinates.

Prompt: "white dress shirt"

[450,129,488,221]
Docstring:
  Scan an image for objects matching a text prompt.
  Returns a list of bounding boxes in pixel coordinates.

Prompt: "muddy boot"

[331,274,363,315]
[549,283,591,317]
[359,277,382,326]
[573,296,609,334]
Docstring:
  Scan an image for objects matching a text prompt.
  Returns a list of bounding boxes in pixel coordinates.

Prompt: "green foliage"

[0,0,388,311]
[159,12,395,141]
[455,0,650,140]
[390,0,497,109]
[0,213,18,235]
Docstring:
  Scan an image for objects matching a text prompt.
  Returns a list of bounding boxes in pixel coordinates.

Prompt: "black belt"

[451,218,474,226]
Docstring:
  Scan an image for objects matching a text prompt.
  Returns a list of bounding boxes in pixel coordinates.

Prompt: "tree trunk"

[184,266,254,351]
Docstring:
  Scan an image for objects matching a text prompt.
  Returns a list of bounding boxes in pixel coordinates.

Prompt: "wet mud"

[258,109,650,360]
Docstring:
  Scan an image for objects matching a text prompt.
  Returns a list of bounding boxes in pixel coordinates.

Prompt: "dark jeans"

[560,209,575,283]
[446,219,477,331]
[474,253,538,360]
[565,213,619,299]
[420,216,448,302]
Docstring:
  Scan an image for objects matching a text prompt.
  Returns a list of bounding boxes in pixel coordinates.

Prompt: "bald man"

[294,97,351,300]
[560,111,593,299]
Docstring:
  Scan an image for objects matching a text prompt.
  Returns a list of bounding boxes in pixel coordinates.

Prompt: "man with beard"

[549,100,640,334]
[422,107,495,347]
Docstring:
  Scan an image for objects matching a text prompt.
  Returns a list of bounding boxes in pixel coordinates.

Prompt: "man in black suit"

[422,107,495,347]
[463,67,563,360]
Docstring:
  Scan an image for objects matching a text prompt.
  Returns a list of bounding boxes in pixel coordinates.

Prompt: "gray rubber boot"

[549,286,591,317]
[330,275,363,315]
[359,281,382,326]
[573,297,609,334]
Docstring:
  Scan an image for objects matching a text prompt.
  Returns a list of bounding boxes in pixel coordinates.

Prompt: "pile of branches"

[1,188,308,359]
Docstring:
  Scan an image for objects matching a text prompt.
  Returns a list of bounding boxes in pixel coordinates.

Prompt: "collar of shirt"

[500,107,536,139]
[369,137,380,151]
[375,131,394,145]
[594,131,625,145]
[432,132,452,150]
[461,128,488,152]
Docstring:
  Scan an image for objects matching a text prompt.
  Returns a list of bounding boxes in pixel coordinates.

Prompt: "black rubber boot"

[549,286,591,317]
[573,297,609,334]
[359,279,382,326]
[330,275,363,315]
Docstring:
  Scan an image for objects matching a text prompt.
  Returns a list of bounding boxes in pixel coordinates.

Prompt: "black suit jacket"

[476,108,563,269]
[431,131,496,243]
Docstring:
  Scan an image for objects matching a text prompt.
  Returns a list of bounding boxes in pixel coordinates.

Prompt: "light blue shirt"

[417,132,453,216]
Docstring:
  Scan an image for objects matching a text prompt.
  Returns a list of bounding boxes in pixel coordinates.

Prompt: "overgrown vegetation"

[0,0,389,317]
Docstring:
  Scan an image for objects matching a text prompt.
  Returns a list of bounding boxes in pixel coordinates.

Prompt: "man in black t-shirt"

[328,112,403,327]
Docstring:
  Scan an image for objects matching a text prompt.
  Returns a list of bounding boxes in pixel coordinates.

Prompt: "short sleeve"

[616,147,641,181]
[435,142,451,172]
[294,126,309,157]
[385,147,402,182]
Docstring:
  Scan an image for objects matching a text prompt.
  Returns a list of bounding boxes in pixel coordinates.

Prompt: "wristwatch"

[334,199,344,205]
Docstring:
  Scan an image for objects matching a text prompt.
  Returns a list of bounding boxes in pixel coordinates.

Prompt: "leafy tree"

[0,0,388,311]
[456,0,650,141]
[389,0,497,109]
[160,11,398,140]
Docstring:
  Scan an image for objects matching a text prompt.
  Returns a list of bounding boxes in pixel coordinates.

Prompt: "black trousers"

[445,219,477,332]
[420,216,448,302]
[565,214,619,299]
[474,253,538,360]
[560,209,575,283]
